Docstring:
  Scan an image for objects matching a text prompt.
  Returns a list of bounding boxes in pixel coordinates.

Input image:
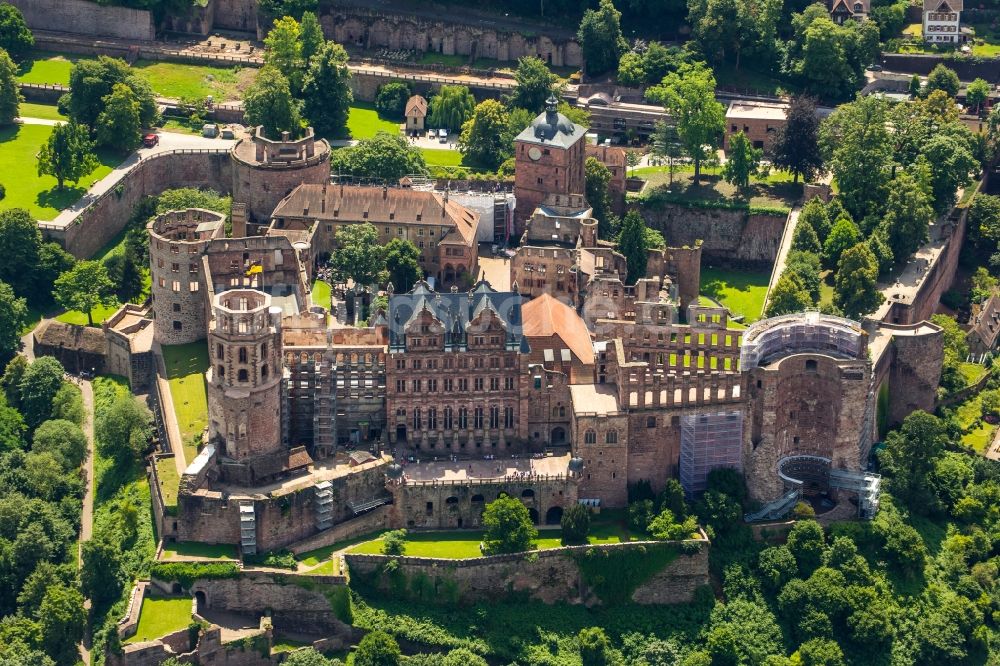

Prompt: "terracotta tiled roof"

[406,95,427,118]
[522,293,594,365]
[272,184,478,245]
[924,0,961,11]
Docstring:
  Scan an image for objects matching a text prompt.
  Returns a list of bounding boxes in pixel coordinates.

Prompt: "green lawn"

[700,267,770,323]
[55,303,122,327]
[124,596,192,644]
[154,457,180,514]
[347,103,401,140]
[161,342,210,465]
[161,541,236,560]
[17,51,85,85]
[299,531,390,568]
[421,148,465,168]
[0,123,118,220]
[963,423,995,453]
[959,362,988,387]
[311,279,331,309]
[19,103,66,121]
[349,520,642,559]
[638,171,798,212]
[132,59,254,102]
[273,637,310,653]
[160,118,204,136]
[21,304,46,336]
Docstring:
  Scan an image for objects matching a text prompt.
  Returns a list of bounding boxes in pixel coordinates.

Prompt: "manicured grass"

[347,103,401,140]
[55,303,122,327]
[963,423,995,453]
[161,342,210,465]
[902,23,922,37]
[124,596,192,644]
[160,118,204,136]
[955,393,983,431]
[161,541,236,560]
[19,103,66,121]
[421,148,464,167]
[311,279,331,309]
[20,304,45,336]
[349,522,639,559]
[17,51,86,85]
[154,457,180,514]
[273,637,310,653]
[638,171,799,212]
[0,123,118,220]
[700,267,770,324]
[819,271,835,309]
[132,59,253,101]
[299,531,390,567]
[304,558,342,575]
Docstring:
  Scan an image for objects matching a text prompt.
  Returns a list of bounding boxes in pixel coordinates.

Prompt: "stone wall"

[42,150,232,259]
[188,572,351,634]
[8,0,155,40]
[345,539,710,606]
[322,4,582,68]
[880,54,1000,81]
[636,203,788,266]
[288,504,392,555]
[211,0,259,33]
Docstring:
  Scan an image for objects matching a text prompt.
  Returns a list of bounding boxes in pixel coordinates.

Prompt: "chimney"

[382,185,388,200]
[281,130,290,142]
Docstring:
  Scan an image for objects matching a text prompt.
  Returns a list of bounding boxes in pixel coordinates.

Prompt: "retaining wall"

[880,54,1000,82]
[345,538,710,606]
[635,202,788,266]
[41,150,232,259]
[287,504,392,555]
[8,0,155,40]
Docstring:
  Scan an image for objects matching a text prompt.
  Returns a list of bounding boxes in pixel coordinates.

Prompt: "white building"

[923,0,963,44]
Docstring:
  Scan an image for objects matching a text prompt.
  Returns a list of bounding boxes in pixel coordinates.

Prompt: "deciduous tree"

[822,216,861,270]
[0,3,32,62]
[0,280,24,366]
[651,121,686,187]
[577,0,628,76]
[374,82,410,120]
[585,157,615,238]
[63,56,157,131]
[458,99,509,169]
[37,121,98,189]
[481,495,537,555]
[264,16,303,90]
[561,503,591,544]
[428,85,475,132]
[0,48,20,125]
[618,210,650,284]
[53,261,117,327]
[926,63,960,98]
[834,242,882,319]
[966,78,990,114]
[882,170,934,261]
[96,83,142,153]
[38,584,85,666]
[880,410,947,506]
[770,96,824,183]
[384,238,421,292]
[329,223,388,287]
[299,12,325,65]
[766,272,813,317]
[649,62,725,184]
[509,56,557,112]
[31,419,86,470]
[354,630,401,666]
[302,41,353,139]
[329,132,426,181]
[722,131,762,195]
[17,357,64,431]
[244,66,302,140]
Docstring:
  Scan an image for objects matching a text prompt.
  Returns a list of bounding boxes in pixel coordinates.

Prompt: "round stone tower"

[147,208,226,345]
[206,289,284,461]
[230,126,331,228]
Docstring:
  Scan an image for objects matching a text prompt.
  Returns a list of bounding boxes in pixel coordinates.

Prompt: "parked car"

[438,129,448,143]
[142,133,159,148]
[428,129,437,138]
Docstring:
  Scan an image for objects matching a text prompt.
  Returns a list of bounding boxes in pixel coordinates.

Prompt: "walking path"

[762,204,801,313]
[152,343,189,476]
[42,131,237,227]
[77,378,95,666]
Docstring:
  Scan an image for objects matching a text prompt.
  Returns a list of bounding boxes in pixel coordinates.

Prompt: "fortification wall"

[880,54,1000,81]
[345,539,710,606]
[635,203,787,266]
[8,0,155,40]
[322,4,582,68]
[211,0,259,33]
[42,151,232,259]
[189,572,350,633]
[288,504,392,555]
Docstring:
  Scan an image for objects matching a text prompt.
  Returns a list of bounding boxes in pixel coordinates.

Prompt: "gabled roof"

[388,279,528,352]
[521,293,595,366]
[405,95,427,118]
[924,0,962,11]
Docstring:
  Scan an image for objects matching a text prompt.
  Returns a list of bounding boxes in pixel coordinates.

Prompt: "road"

[762,205,802,314]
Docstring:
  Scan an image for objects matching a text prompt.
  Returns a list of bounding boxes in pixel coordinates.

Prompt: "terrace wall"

[8,0,155,40]
[635,203,788,267]
[345,538,710,606]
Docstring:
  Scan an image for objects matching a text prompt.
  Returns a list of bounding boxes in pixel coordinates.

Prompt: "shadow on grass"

[33,146,123,210]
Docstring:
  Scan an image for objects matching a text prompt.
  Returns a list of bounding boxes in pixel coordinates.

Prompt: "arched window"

[239,347,248,363]
[584,429,596,444]
[606,430,618,444]
[218,365,225,378]
[261,364,269,380]
[238,369,248,382]
[559,405,565,417]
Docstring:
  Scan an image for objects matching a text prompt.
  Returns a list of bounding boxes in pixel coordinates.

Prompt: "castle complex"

[122,108,947,555]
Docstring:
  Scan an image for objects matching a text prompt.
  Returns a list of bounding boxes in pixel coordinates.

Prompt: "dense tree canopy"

[509,56,557,113]
[37,121,98,190]
[243,66,302,139]
[302,41,353,139]
[577,0,628,76]
[62,56,157,134]
[0,4,31,63]
[458,99,509,170]
[481,495,537,555]
[329,132,426,181]
[329,223,388,287]
[0,48,20,126]
[649,62,724,184]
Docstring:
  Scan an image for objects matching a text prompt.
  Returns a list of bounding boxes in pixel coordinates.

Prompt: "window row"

[395,377,516,392]
[583,429,619,444]
[393,356,515,370]
[401,406,515,430]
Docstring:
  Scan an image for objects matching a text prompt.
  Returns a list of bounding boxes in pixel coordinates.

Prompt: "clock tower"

[512,95,588,241]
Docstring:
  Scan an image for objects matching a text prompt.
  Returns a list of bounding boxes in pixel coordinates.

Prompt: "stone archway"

[528,508,539,524]
[551,427,566,444]
[545,506,564,525]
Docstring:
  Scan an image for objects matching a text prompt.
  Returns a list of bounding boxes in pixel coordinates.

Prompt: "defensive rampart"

[7,0,155,40]
[345,537,710,606]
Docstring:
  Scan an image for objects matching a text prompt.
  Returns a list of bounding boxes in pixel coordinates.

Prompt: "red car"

[142,133,159,148]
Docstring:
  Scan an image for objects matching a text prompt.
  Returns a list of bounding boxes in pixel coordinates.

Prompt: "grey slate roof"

[514,96,588,149]
[388,279,529,353]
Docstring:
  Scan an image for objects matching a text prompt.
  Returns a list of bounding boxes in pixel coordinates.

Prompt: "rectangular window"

[396,379,406,393]
[396,359,405,370]
[504,377,514,390]
[412,379,421,393]
[171,263,180,272]
[489,406,499,429]
[490,377,500,391]
[189,281,199,292]
[458,408,468,429]
[444,378,453,392]
[428,378,437,392]
[428,408,437,430]
[474,377,484,391]
[474,407,484,429]
[413,409,421,430]
[504,406,514,429]
[171,280,181,292]
[459,378,468,391]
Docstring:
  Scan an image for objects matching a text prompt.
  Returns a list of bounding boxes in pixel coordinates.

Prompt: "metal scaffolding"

[679,410,744,498]
[740,311,865,369]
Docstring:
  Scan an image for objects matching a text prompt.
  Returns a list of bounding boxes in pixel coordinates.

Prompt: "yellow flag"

[246,263,263,277]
